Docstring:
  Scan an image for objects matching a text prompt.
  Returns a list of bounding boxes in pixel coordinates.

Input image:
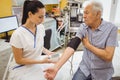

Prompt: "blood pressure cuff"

[67,37,81,50]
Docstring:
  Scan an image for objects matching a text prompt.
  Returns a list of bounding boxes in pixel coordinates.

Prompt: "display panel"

[0,15,19,42]
[0,15,18,33]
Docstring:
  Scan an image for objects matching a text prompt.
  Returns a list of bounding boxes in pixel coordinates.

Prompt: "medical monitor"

[0,15,19,42]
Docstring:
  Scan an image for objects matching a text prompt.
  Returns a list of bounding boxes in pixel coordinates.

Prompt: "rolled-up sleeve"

[10,31,23,48]
[106,26,118,47]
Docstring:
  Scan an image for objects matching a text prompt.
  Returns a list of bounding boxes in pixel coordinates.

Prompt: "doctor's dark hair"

[22,0,45,24]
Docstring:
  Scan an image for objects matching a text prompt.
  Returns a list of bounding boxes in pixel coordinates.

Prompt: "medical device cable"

[68,54,74,77]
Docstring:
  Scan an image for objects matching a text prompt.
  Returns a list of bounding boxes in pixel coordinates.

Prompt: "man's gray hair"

[83,0,103,15]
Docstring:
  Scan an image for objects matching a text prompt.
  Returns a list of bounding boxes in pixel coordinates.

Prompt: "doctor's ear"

[28,11,33,17]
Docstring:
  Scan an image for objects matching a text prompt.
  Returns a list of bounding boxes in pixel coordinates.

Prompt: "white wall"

[114,0,120,25]
[88,0,119,26]
[15,0,25,6]
[109,0,118,23]
[93,0,112,21]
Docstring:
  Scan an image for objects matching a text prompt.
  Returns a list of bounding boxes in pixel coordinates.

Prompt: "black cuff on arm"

[67,37,81,50]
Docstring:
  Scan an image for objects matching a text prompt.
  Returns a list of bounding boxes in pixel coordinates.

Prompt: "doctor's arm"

[12,46,51,65]
[42,47,54,55]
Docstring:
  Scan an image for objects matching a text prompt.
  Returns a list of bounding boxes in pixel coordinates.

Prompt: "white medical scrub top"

[10,24,45,59]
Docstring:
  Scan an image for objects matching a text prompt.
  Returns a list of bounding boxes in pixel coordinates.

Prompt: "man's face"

[83,5,98,26]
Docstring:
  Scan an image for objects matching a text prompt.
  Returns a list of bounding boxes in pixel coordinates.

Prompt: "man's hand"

[44,67,58,80]
[82,36,91,49]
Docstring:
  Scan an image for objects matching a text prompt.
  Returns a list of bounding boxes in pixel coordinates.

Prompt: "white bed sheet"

[8,41,120,80]
[112,41,120,77]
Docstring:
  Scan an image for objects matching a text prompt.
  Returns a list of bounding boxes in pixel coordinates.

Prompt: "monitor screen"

[0,15,19,33]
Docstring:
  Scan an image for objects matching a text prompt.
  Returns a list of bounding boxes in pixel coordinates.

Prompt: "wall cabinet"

[12,0,59,6]
[39,0,59,4]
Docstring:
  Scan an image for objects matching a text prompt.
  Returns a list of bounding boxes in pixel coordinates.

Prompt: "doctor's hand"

[41,57,52,63]
[48,52,55,56]
[44,67,58,80]
[41,57,57,64]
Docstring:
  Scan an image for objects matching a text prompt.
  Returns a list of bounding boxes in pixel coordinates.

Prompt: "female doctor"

[9,0,54,80]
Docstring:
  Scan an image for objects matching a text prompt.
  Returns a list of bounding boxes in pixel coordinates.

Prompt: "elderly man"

[44,1,118,80]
